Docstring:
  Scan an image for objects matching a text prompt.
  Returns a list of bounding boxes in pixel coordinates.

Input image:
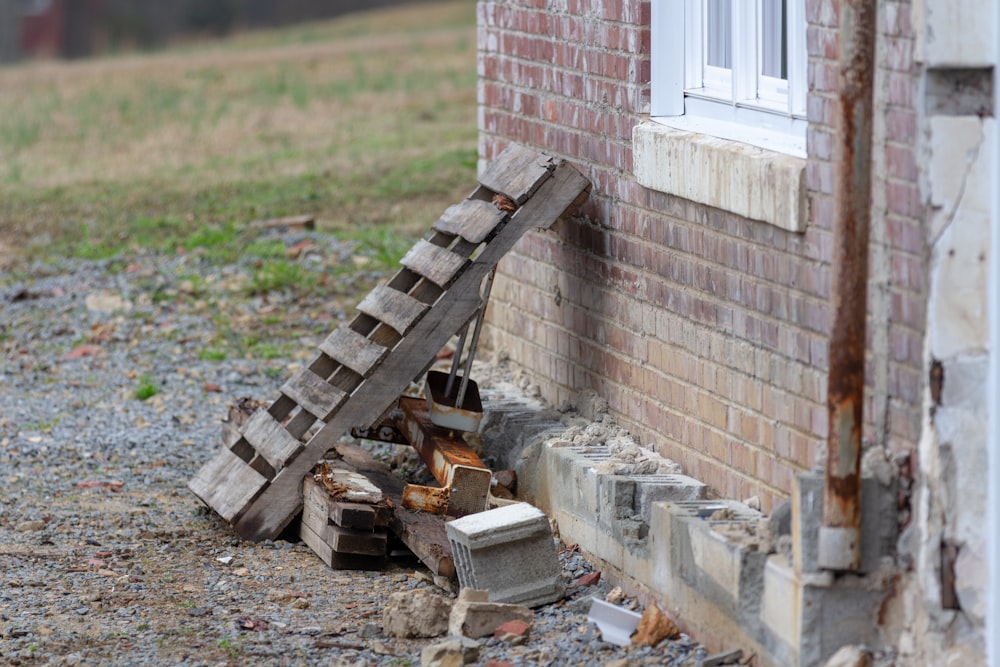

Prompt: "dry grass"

[0,0,478,262]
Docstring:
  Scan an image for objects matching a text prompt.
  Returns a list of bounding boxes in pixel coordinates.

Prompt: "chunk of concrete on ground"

[382,588,453,638]
[446,502,563,607]
[420,636,482,667]
[448,588,533,638]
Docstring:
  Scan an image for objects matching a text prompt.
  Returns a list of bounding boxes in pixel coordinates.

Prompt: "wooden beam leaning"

[231,159,590,541]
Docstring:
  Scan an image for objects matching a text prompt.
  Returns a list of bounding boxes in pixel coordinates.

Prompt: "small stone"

[575,571,601,587]
[358,623,380,639]
[371,640,394,656]
[605,586,625,604]
[631,603,679,647]
[15,520,46,532]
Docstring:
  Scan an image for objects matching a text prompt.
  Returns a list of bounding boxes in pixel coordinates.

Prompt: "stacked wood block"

[299,461,392,570]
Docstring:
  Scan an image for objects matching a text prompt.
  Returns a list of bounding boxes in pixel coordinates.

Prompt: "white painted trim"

[652,105,806,158]
[651,0,685,116]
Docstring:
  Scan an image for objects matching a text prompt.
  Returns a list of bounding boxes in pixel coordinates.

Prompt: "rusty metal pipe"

[457,268,496,407]
[819,0,877,572]
[445,324,469,397]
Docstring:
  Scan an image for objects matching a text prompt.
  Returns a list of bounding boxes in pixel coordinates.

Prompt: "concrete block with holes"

[446,502,563,608]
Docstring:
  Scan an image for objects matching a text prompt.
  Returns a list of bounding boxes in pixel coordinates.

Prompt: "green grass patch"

[134,375,159,401]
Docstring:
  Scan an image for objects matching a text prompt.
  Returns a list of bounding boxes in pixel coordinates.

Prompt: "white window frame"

[651,0,807,157]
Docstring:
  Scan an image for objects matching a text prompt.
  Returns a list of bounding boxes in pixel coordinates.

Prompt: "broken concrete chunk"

[382,589,452,638]
[419,636,481,667]
[448,598,533,639]
[631,602,679,647]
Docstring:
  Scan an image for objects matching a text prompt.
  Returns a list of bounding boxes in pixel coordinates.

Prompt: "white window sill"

[633,120,807,233]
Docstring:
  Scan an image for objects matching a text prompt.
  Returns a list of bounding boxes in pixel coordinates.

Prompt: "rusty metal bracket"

[396,396,492,517]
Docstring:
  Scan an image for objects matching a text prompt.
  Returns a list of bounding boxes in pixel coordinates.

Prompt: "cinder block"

[446,502,564,608]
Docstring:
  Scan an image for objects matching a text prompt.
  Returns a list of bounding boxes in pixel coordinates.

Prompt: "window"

[650,0,807,156]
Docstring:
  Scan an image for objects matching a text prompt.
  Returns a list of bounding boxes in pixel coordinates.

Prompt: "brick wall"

[477,0,925,511]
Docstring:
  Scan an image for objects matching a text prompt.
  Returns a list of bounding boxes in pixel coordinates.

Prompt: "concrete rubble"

[420,637,482,667]
[382,589,453,638]
[448,588,534,639]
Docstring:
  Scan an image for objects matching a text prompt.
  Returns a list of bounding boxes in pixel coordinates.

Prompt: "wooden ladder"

[188,144,591,542]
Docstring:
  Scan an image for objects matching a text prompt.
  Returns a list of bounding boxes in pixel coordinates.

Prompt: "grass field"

[0,0,478,269]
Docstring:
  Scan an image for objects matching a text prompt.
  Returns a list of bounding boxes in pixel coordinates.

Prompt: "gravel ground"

[0,231,709,666]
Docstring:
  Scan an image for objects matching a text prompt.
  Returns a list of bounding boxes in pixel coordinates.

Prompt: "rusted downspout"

[818,0,877,572]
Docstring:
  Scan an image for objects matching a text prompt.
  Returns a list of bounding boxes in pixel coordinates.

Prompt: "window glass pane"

[761,0,787,79]
[706,0,732,69]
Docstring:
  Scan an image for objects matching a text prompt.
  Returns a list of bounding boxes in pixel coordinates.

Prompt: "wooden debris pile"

[299,462,392,570]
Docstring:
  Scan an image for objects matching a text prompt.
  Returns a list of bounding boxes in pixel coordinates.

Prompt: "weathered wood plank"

[241,410,302,471]
[478,143,555,204]
[432,199,506,244]
[281,368,346,421]
[325,524,387,556]
[300,521,385,570]
[229,158,590,543]
[188,447,268,523]
[319,326,388,377]
[356,284,428,335]
[303,475,387,532]
[400,239,467,287]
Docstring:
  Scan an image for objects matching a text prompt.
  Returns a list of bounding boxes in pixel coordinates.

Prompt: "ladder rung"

[281,367,347,421]
[433,199,506,245]
[319,326,388,377]
[478,142,555,204]
[400,239,467,287]
[242,409,303,471]
[357,285,428,335]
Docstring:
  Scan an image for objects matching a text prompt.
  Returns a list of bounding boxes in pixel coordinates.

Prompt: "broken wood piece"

[249,214,315,230]
[222,398,266,448]
[303,474,389,531]
[313,462,383,503]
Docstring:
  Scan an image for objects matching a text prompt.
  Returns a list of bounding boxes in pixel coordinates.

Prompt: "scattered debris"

[300,471,390,570]
[632,602,680,646]
[574,571,601,588]
[421,636,482,667]
[64,344,102,359]
[236,618,269,632]
[587,598,641,647]
[493,619,531,644]
[448,588,533,639]
[381,589,452,638]
[249,214,316,231]
[822,645,873,667]
[701,648,745,666]
[75,480,124,492]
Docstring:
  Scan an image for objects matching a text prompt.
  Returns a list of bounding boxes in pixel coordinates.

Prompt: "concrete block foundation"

[479,390,898,667]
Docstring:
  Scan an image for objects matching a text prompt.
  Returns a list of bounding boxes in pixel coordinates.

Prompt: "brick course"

[477,0,925,510]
